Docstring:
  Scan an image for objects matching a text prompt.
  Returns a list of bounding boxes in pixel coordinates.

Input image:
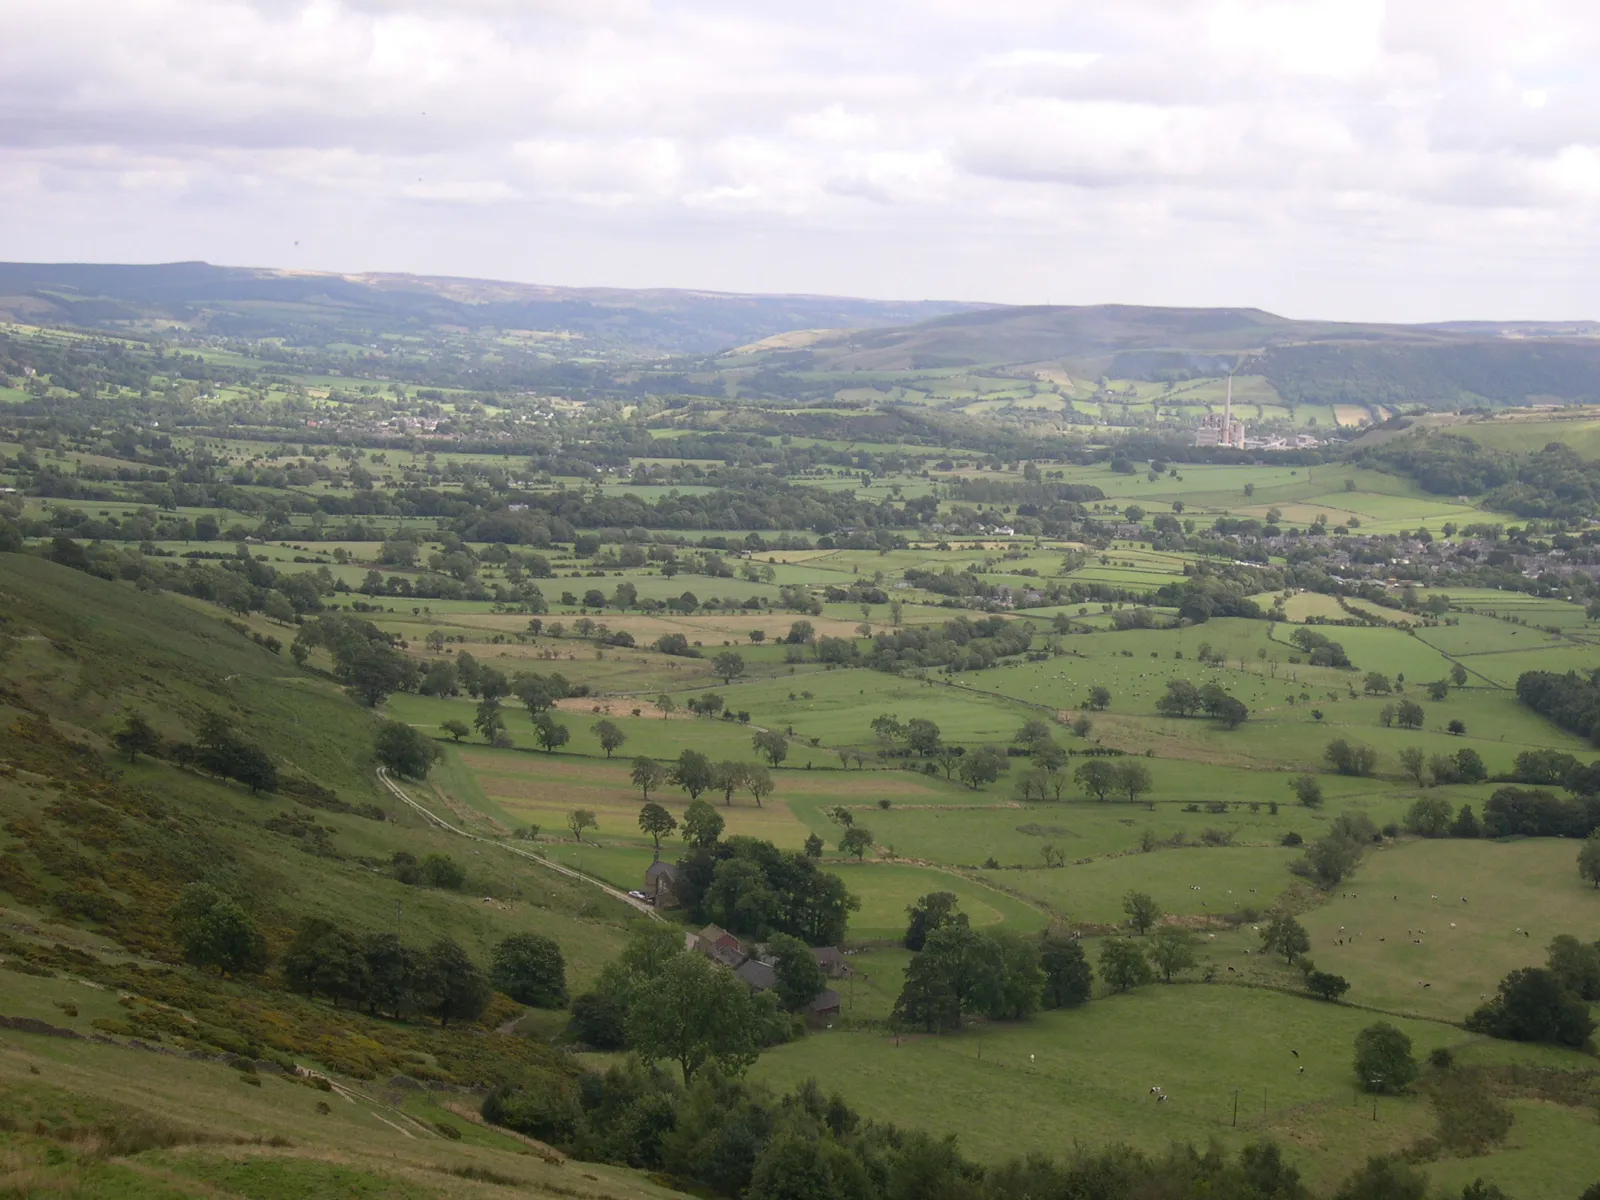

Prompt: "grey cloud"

[3,0,1600,319]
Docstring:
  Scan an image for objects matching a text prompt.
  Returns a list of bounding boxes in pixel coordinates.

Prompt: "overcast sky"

[4,0,1599,320]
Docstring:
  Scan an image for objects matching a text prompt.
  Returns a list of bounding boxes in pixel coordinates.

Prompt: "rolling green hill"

[779,305,1600,408]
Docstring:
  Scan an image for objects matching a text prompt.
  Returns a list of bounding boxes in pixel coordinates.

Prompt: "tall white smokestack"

[1224,374,1232,446]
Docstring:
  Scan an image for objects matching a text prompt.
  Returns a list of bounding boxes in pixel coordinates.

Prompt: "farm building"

[691,925,844,1017]
[643,859,680,908]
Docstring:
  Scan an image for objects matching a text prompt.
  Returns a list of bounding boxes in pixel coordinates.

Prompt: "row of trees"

[1153,678,1249,728]
[283,917,566,1023]
[631,749,778,807]
[893,912,1094,1031]
[481,1053,1418,1200]
[673,833,861,946]
[115,710,279,795]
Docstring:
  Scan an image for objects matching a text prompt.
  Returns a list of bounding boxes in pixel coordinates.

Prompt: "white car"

[627,889,647,901]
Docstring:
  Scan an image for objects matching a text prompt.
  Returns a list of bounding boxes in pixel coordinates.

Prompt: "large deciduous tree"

[491,933,568,1008]
[626,952,764,1082]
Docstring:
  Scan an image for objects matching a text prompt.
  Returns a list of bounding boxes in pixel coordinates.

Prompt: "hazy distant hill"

[0,260,986,355]
[795,304,1600,408]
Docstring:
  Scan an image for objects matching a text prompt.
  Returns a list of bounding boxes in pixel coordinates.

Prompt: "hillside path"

[375,768,658,918]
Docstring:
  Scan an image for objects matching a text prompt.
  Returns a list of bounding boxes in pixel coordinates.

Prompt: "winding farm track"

[375,767,659,919]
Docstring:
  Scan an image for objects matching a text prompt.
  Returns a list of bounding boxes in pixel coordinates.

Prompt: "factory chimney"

[1224,373,1232,443]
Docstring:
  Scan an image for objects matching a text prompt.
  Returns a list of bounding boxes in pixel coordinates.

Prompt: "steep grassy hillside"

[0,553,678,1196]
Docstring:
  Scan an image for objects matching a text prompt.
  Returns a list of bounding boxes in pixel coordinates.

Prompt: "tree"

[1467,967,1597,1048]
[713,650,746,685]
[474,697,506,744]
[983,929,1044,1020]
[1395,699,1425,729]
[359,933,414,1016]
[112,712,161,763]
[1148,926,1199,982]
[654,694,677,720]
[637,801,677,851]
[1579,830,1600,889]
[1013,718,1054,751]
[681,798,724,848]
[491,933,567,1008]
[1452,747,1487,783]
[1324,738,1379,777]
[1546,935,1600,1001]
[440,719,470,742]
[1098,938,1154,993]
[1085,687,1112,711]
[1155,679,1203,718]
[1261,911,1311,964]
[417,938,492,1027]
[1039,932,1093,1007]
[1404,792,1454,838]
[534,713,570,753]
[515,675,560,717]
[420,853,466,889]
[591,719,626,758]
[567,990,627,1050]
[1447,718,1467,736]
[374,720,441,779]
[1426,679,1450,701]
[626,951,763,1081]
[630,756,666,800]
[283,918,367,1004]
[803,833,824,858]
[904,718,943,756]
[714,760,749,806]
[1451,662,1470,686]
[1307,970,1351,1001]
[840,826,874,860]
[1115,760,1153,803]
[1075,759,1118,801]
[1364,672,1393,695]
[670,749,717,799]
[751,729,788,767]
[742,763,775,808]
[1123,891,1162,935]
[172,883,266,976]
[893,950,959,1032]
[768,933,827,1013]
[1399,746,1428,786]
[567,808,598,842]
[1291,774,1324,807]
[917,923,1006,1022]
[957,745,1008,790]
[1354,1022,1418,1093]
[1452,804,1482,838]
[904,892,965,951]
[1332,1157,1428,1200]
[1032,739,1068,776]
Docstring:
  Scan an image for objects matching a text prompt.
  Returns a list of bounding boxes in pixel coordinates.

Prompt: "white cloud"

[1,0,1599,318]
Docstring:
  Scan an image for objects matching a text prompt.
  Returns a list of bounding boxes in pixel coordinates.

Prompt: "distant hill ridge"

[0,260,986,354]
[4,260,1599,404]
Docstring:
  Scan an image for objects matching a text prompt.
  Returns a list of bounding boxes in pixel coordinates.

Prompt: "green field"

[10,313,1600,1199]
